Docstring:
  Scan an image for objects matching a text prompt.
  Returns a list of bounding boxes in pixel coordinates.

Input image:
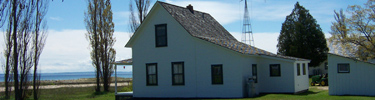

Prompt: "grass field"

[1,78,374,100]
[0,86,126,100]
[1,86,374,100]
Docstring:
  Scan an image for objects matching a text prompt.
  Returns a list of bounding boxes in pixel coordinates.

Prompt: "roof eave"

[259,54,310,62]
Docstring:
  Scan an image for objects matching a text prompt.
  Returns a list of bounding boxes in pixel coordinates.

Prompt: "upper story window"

[337,63,350,73]
[155,24,167,47]
[270,64,281,77]
[172,62,184,85]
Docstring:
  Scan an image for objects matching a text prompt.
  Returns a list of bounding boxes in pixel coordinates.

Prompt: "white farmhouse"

[125,1,310,98]
[328,53,375,96]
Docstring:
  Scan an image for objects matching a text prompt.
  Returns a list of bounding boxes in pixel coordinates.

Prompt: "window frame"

[211,64,223,85]
[303,63,306,75]
[172,62,185,85]
[146,63,158,86]
[270,64,281,77]
[297,63,301,76]
[337,63,350,73]
[155,24,168,47]
[252,64,258,83]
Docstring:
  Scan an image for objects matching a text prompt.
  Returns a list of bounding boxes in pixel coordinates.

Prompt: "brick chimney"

[187,4,194,13]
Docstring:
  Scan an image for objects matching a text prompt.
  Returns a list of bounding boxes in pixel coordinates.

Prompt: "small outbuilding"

[328,53,375,96]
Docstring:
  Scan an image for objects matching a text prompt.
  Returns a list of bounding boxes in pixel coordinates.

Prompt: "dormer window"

[155,24,167,47]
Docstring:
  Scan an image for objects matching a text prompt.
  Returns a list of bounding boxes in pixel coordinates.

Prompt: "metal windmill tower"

[241,0,254,46]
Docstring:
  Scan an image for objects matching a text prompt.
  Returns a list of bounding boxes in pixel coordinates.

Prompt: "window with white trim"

[211,64,223,84]
[270,64,281,77]
[146,63,158,86]
[172,62,184,85]
[155,24,167,47]
[297,63,301,76]
[337,63,350,73]
[303,63,306,75]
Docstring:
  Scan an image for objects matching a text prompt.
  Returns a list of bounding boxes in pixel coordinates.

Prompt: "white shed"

[125,1,310,98]
[328,53,375,96]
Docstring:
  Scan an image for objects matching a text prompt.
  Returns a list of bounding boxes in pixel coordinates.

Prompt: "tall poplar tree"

[277,2,328,67]
[85,0,116,92]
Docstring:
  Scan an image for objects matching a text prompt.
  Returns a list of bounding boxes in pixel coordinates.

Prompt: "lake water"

[0,72,132,82]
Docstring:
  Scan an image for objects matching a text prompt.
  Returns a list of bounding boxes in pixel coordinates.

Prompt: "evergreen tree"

[277,2,328,67]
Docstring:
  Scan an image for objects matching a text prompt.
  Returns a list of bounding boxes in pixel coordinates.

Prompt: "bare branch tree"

[18,1,36,99]
[1,0,48,99]
[33,0,49,99]
[2,14,13,99]
[330,0,375,60]
[129,0,150,37]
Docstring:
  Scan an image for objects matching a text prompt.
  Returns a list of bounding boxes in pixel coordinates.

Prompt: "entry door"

[252,64,257,83]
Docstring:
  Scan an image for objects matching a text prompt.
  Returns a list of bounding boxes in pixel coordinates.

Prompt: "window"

[270,64,281,77]
[146,63,158,86]
[337,63,350,73]
[211,64,223,84]
[155,24,167,47]
[252,64,258,83]
[172,62,184,85]
[324,62,328,70]
[303,63,306,75]
[297,63,301,76]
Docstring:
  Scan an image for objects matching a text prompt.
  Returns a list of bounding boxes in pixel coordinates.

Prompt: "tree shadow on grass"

[295,90,320,96]
[249,89,322,99]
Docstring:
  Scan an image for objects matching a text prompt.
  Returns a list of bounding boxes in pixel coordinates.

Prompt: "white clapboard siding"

[328,54,375,96]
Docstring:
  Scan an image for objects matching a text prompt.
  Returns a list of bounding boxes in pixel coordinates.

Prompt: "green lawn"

[1,86,374,100]
[240,87,374,100]
[0,86,127,100]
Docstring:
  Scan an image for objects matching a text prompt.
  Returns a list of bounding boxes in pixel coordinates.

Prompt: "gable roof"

[329,53,375,65]
[157,2,308,61]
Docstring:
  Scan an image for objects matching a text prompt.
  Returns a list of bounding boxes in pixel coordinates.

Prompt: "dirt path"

[0,82,130,92]
[313,86,329,90]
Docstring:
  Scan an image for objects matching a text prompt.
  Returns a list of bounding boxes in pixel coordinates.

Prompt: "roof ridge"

[157,1,210,15]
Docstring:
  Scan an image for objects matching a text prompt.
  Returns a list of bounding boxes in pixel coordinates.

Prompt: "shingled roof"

[158,1,308,61]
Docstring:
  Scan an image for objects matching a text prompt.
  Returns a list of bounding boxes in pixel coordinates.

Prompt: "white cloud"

[49,17,62,21]
[40,30,132,73]
[0,29,132,73]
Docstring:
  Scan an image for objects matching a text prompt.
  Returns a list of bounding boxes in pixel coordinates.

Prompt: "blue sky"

[0,0,367,73]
